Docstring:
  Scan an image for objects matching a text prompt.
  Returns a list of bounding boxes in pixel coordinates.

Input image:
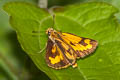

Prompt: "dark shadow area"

[48,0,86,7]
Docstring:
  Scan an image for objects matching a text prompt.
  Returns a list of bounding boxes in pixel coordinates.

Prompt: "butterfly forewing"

[61,33,98,58]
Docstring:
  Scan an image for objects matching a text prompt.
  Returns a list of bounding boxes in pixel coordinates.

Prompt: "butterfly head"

[46,28,57,36]
[46,28,59,42]
[46,28,53,35]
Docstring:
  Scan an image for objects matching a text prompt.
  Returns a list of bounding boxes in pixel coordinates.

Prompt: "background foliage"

[0,0,120,80]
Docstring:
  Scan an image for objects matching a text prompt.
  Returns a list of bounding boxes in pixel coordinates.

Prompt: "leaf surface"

[3,2,120,80]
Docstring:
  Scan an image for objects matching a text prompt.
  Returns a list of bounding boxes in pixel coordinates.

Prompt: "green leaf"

[3,2,120,80]
[48,0,120,22]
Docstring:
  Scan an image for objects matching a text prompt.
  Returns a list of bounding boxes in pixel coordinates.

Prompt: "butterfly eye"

[48,31,51,36]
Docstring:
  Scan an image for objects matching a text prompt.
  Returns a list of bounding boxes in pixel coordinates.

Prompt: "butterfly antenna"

[53,14,55,28]
[48,7,56,28]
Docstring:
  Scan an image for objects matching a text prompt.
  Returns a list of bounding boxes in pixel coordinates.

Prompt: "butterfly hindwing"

[46,39,70,69]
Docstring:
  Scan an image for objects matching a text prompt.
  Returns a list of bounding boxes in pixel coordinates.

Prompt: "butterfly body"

[46,28,98,69]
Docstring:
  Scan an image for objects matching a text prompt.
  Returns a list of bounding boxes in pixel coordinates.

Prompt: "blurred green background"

[0,0,120,80]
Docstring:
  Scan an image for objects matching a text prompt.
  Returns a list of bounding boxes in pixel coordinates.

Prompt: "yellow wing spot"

[84,39,92,49]
[52,45,56,53]
[65,52,75,60]
[70,44,86,51]
[84,39,90,44]
[49,56,60,64]
[62,33,82,43]
[61,42,69,50]
[49,53,63,64]
[60,53,63,60]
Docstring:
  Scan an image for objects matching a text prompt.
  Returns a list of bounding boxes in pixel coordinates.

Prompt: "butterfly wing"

[46,31,98,69]
[46,39,70,69]
[54,39,77,67]
[61,33,98,58]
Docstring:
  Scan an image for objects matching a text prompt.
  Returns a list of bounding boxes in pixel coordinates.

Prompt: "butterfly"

[46,28,98,69]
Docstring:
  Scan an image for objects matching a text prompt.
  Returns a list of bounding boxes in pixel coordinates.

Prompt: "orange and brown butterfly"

[46,28,98,69]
